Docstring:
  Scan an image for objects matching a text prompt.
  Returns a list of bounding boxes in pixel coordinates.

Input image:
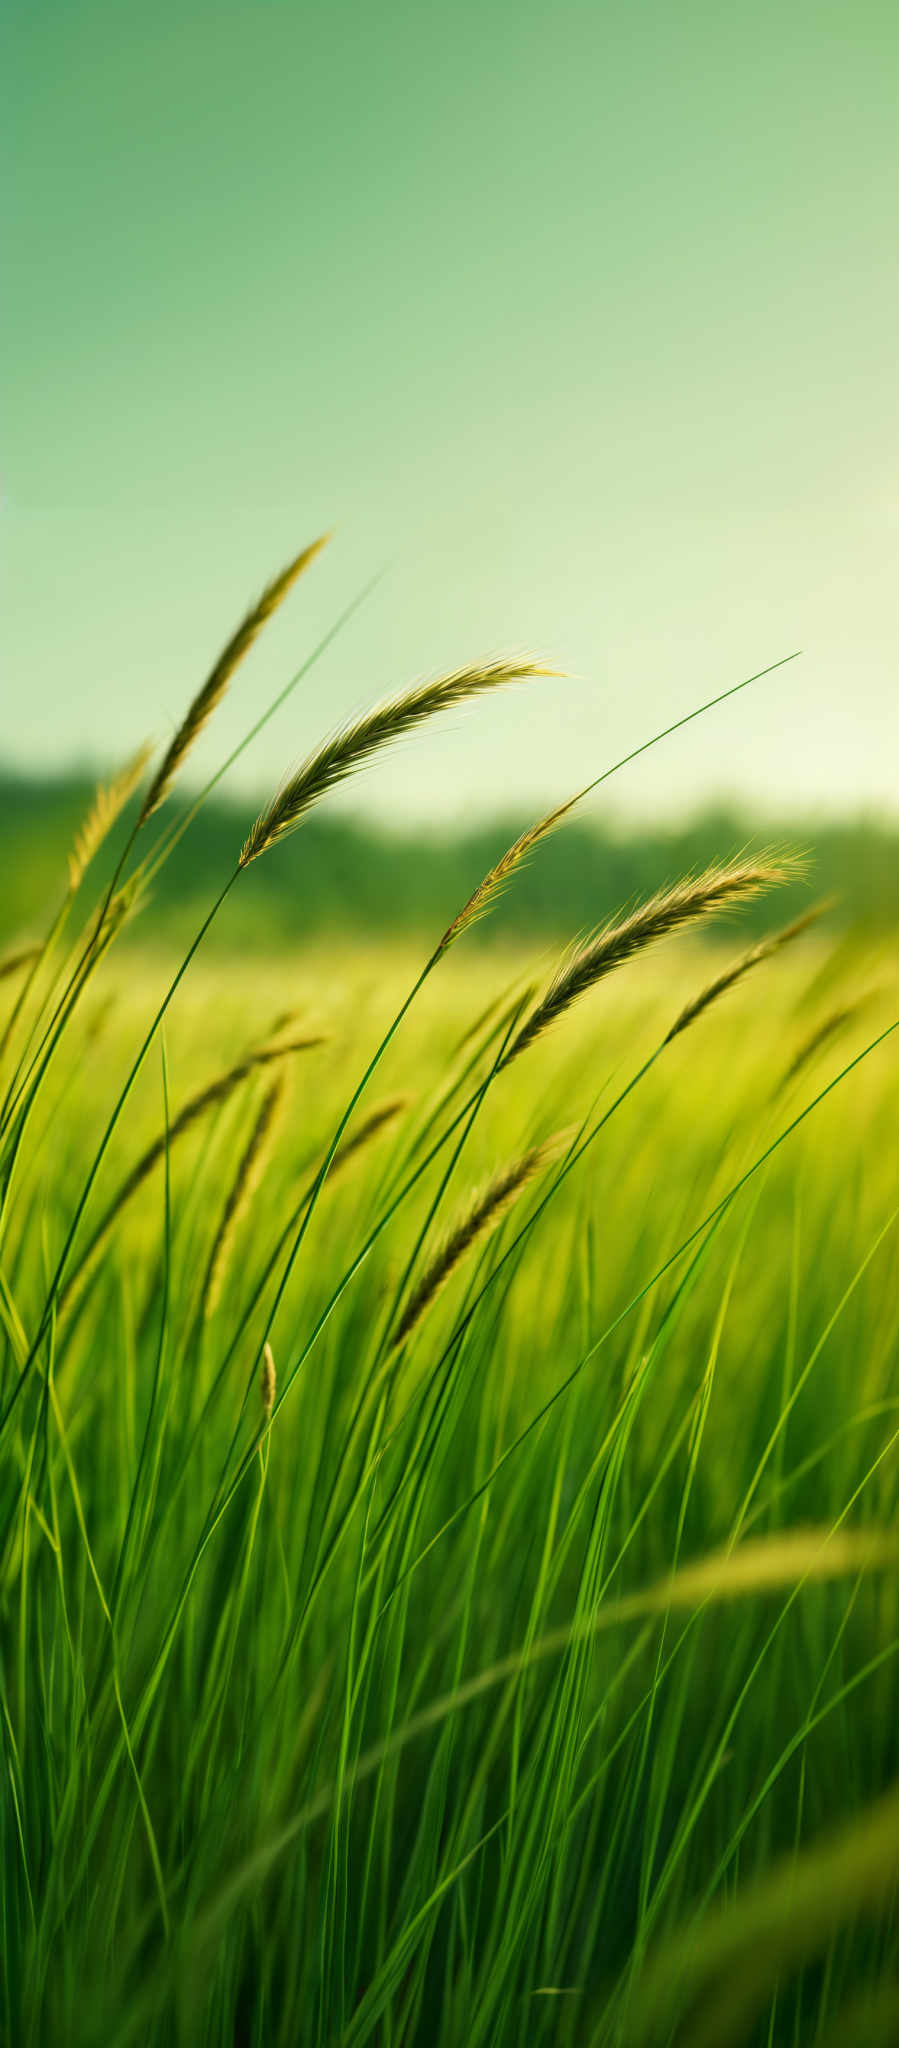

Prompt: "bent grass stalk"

[300,992,538,1598]
[1,649,543,1429]
[58,1038,320,1315]
[0,874,240,1435]
[354,883,811,1532]
[201,1075,288,1323]
[0,537,329,1144]
[169,995,898,1758]
[15,643,823,1982]
[161,844,799,1657]
[47,998,898,1984]
[663,902,829,1044]
[131,568,388,896]
[500,854,795,1068]
[104,1516,899,2032]
[137,534,331,827]
[373,1015,899,1621]
[0,746,153,1084]
[238,658,552,864]
[212,665,804,1494]
[434,653,802,957]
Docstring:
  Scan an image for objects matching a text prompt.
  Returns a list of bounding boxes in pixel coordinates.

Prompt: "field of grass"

[2,552,898,2045]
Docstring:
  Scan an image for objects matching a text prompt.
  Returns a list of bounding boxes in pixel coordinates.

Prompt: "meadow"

[2,541,898,2046]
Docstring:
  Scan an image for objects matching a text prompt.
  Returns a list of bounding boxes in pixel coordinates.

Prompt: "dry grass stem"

[502,854,797,1068]
[391,1132,566,1348]
[664,902,828,1044]
[139,533,330,825]
[201,1075,287,1320]
[67,742,155,893]
[239,657,553,865]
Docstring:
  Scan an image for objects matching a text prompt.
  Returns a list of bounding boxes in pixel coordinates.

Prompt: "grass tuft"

[1,559,895,2048]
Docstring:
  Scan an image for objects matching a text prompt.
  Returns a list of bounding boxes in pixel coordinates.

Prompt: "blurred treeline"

[5,769,898,954]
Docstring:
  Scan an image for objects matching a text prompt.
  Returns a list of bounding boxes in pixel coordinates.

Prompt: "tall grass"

[0,552,897,2047]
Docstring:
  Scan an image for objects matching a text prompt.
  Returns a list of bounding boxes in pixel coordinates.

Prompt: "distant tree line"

[4,769,898,953]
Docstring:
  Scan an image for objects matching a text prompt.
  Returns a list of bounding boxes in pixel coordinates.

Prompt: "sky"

[2,0,897,831]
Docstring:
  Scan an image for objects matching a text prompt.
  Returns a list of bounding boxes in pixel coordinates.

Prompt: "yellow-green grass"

[2,927,898,2048]
[2,556,897,2045]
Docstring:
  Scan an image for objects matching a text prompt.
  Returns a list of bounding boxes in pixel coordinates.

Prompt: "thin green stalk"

[0,875,239,1437]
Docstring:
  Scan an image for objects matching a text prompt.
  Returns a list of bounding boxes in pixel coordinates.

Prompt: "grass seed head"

[139,533,330,827]
[67,742,155,893]
[60,1035,323,1310]
[663,900,829,1045]
[391,1130,568,1349]
[202,1074,287,1321]
[436,789,581,954]
[261,1341,276,1419]
[501,852,799,1068]
[239,657,554,865]
[0,942,43,984]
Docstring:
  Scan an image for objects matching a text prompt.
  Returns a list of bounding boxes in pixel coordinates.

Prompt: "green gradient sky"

[2,0,897,825]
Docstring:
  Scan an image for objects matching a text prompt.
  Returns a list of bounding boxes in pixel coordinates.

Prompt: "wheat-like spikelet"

[138,533,330,826]
[260,1341,277,1420]
[500,854,795,1069]
[779,1003,860,1090]
[663,902,827,1044]
[437,790,584,954]
[0,942,43,984]
[239,657,553,865]
[67,742,154,893]
[328,1095,410,1180]
[434,653,806,956]
[89,878,145,963]
[264,1006,302,1040]
[391,1132,565,1349]
[201,1074,287,1320]
[61,1035,323,1303]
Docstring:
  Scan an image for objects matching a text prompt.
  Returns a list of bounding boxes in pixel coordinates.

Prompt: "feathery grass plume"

[779,1002,860,1090]
[500,853,796,1069]
[0,943,43,985]
[437,790,585,954]
[239,657,553,865]
[67,742,155,893]
[201,1075,287,1321]
[60,1034,324,1304]
[663,902,828,1045]
[434,651,805,956]
[260,1341,276,1420]
[138,533,330,826]
[391,1132,567,1349]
